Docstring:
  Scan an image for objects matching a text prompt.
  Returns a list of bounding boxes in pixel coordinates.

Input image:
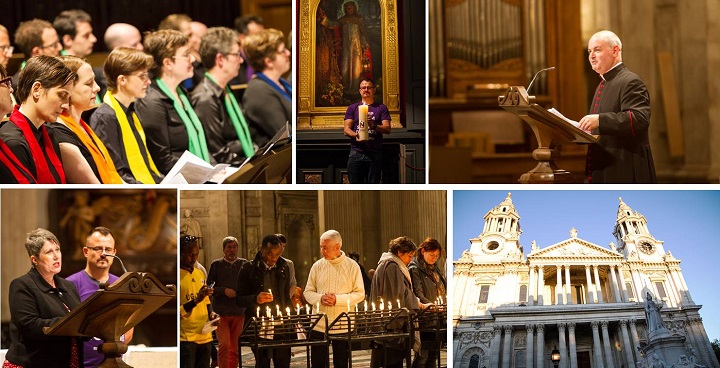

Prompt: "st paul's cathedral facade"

[453,194,719,368]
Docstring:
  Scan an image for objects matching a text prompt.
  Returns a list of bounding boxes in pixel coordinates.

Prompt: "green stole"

[155,78,211,162]
[203,73,254,158]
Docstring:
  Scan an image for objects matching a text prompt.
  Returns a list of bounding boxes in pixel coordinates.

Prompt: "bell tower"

[469,193,523,261]
[613,197,665,260]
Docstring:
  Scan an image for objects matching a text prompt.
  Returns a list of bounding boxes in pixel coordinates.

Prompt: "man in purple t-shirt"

[343,77,392,183]
[66,227,133,368]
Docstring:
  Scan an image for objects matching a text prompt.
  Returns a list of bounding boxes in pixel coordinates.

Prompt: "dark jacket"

[586,63,656,183]
[208,257,247,316]
[6,267,84,367]
[408,258,446,304]
[134,82,191,174]
[236,251,293,327]
[242,77,291,147]
[190,78,247,165]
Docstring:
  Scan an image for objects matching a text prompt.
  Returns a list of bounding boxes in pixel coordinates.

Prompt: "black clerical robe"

[585,63,657,183]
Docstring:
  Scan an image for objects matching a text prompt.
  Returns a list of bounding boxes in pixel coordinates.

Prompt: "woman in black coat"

[4,229,83,368]
[408,237,447,368]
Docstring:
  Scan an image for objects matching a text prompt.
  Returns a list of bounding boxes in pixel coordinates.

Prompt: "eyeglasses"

[0,77,12,89]
[40,40,62,50]
[129,72,150,82]
[86,246,116,254]
[360,86,375,90]
[225,52,243,59]
[0,45,13,54]
[172,53,194,62]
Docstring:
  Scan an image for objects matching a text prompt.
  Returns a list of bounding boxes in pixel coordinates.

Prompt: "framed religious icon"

[298,0,402,129]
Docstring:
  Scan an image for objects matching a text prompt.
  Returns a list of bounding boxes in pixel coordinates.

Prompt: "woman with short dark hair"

[89,47,161,184]
[3,228,83,367]
[0,56,75,183]
[136,29,211,174]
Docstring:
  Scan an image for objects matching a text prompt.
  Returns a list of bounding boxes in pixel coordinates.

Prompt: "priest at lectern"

[578,30,657,184]
[4,228,84,368]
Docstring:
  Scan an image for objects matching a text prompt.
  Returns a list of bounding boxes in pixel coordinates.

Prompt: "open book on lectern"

[160,122,291,184]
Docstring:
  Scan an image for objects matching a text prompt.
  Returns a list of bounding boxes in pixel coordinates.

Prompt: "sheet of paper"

[547,108,593,134]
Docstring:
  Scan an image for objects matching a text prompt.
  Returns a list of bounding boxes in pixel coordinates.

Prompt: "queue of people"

[0,12,291,184]
[179,231,446,368]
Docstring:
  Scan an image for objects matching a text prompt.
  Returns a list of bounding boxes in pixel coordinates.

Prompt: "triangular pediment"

[530,238,623,259]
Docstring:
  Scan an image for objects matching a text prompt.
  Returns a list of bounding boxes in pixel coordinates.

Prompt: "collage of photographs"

[0,1,719,368]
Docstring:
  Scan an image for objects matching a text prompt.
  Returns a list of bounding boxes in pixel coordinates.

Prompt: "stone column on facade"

[629,319,640,362]
[565,265,573,304]
[585,265,595,304]
[677,270,694,303]
[502,325,513,368]
[617,267,629,302]
[665,269,682,307]
[526,324,535,368]
[619,320,636,368]
[591,321,606,368]
[609,265,621,303]
[665,271,680,308]
[568,323,578,368]
[536,324,545,368]
[557,266,564,305]
[670,269,687,304]
[558,323,568,368]
[601,321,615,368]
[632,269,644,302]
[690,318,715,367]
[538,266,545,305]
[529,265,537,305]
[491,325,503,368]
[593,265,604,303]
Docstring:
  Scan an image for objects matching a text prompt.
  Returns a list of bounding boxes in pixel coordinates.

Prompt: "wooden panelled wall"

[430,0,586,119]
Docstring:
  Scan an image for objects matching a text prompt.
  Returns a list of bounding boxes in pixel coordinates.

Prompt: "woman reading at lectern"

[3,229,83,368]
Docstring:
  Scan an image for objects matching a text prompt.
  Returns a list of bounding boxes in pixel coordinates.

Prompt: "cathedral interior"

[429,0,720,183]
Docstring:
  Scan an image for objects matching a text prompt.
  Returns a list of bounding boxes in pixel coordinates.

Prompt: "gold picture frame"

[297,0,402,129]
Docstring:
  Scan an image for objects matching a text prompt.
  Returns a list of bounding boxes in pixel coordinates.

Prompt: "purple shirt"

[66,271,120,368]
[345,101,391,154]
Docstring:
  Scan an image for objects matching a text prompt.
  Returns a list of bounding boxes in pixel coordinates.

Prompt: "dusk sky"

[451,190,720,341]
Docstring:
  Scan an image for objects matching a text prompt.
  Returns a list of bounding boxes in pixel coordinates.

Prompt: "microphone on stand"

[103,253,128,274]
[527,66,556,93]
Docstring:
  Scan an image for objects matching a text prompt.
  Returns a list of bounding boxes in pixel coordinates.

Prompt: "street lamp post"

[551,345,561,368]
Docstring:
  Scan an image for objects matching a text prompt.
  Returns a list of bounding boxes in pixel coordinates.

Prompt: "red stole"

[0,139,33,183]
[8,106,66,183]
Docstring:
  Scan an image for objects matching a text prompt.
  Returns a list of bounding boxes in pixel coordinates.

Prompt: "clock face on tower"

[639,241,655,255]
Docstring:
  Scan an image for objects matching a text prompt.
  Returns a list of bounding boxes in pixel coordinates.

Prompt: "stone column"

[502,325,513,368]
[593,265,604,303]
[556,265,563,305]
[632,269,644,301]
[665,270,682,307]
[629,319,640,362]
[677,271,694,303]
[538,266,545,305]
[558,323,568,368]
[601,321,615,368]
[536,324,545,368]
[670,269,687,304]
[591,321,605,368]
[529,265,537,305]
[617,267,629,302]
[619,320,635,368]
[526,324,535,368]
[568,323,578,368]
[585,265,594,304]
[609,266,621,303]
[491,325,503,368]
[565,265,573,304]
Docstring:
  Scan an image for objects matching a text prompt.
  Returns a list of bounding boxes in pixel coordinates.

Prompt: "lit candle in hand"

[358,104,369,141]
[397,299,401,309]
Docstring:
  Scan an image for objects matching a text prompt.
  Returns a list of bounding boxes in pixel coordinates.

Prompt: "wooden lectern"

[499,86,598,183]
[44,272,176,368]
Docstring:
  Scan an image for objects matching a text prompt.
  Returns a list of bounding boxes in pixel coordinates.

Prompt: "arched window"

[519,285,528,303]
[469,354,480,368]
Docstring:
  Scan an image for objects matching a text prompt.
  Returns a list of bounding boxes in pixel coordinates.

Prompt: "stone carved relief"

[458,331,493,351]
[246,226,259,257]
[246,206,261,217]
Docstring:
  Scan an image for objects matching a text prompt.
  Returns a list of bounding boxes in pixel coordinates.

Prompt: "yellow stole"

[58,112,123,184]
[104,91,160,184]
